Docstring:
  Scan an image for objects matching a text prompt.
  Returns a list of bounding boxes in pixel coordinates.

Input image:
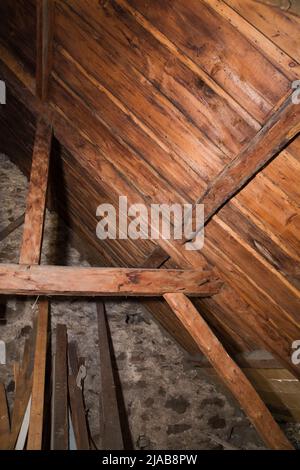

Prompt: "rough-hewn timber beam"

[19,118,52,265]
[164,293,294,450]
[0,264,222,297]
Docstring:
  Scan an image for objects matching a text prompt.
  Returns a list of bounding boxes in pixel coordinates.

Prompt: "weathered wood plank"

[9,332,35,449]
[51,51,203,202]
[204,0,300,79]
[19,117,52,265]
[225,0,300,64]
[0,264,221,297]
[68,375,90,450]
[62,0,257,158]
[0,0,36,76]
[27,299,49,450]
[97,302,124,450]
[51,324,68,450]
[127,0,289,122]
[68,341,90,450]
[164,293,294,450]
[54,3,226,181]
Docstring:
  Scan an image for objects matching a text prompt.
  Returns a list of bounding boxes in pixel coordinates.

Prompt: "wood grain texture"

[0,0,37,76]
[164,293,294,450]
[225,0,300,64]
[19,117,52,265]
[0,264,222,297]
[187,93,300,237]
[97,302,124,450]
[204,0,300,79]
[127,0,290,122]
[68,342,90,450]
[62,0,257,159]
[52,324,68,450]
[27,299,49,450]
[9,332,35,449]
[68,375,90,450]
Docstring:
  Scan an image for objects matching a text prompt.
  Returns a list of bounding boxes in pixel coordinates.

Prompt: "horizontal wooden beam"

[0,264,221,297]
[164,293,294,450]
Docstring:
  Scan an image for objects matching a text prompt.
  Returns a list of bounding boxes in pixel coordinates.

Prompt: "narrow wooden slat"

[67,341,90,450]
[68,341,80,376]
[164,293,294,450]
[9,330,36,450]
[19,117,52,265]
[0,264,222,297]
[27,299,49,450]
[0,214,25,242]
[97,302,124,450]
[187,93,300,238]
[52,324,68,450]
[0,383,10,450]
[68,375,90,450]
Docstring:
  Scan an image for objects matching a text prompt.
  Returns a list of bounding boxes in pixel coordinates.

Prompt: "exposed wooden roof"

[0,0,299,378]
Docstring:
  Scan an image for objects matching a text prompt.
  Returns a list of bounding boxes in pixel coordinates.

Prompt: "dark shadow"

[47,137,71,266]
[0,295,7,325]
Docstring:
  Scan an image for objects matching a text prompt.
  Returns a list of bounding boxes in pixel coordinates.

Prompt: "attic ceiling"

[0,0,300,377]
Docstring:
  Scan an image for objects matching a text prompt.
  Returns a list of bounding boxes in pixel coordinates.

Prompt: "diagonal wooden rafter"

[144,91,300,264]
[19,118,52,265]
[164,293,294,450]
[185,92,300,240]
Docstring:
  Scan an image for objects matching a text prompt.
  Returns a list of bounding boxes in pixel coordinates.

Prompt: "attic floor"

[0,154,299,450]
